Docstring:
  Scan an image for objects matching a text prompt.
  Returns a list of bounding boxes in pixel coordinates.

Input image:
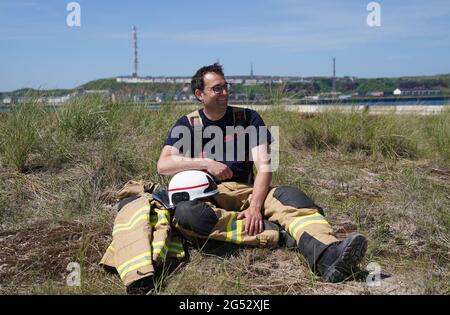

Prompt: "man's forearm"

[249,171,272,211]
[157,155,209,175]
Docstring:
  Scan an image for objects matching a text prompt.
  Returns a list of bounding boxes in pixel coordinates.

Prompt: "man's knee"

[174,200,218,236]
[273,186,324,215]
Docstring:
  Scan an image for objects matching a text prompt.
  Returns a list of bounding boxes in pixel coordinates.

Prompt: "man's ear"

[194,89,203,102]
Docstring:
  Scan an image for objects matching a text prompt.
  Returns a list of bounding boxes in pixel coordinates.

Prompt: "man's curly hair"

[191,63,225,101]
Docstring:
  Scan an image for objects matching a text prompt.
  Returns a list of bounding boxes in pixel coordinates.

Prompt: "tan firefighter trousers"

[173,181,339,262]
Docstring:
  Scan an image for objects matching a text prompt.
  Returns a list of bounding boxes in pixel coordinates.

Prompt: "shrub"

[57,95,109,141]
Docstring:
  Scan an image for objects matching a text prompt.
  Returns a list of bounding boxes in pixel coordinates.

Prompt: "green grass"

[0,102,45,172]
[286,109,420,159]
[422,107,450,162]
[0,99,448,295]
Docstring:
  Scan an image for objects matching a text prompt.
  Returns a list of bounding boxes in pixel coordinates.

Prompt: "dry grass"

[0,101,448,295]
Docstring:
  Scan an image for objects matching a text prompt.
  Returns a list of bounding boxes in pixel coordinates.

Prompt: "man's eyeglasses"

[205,83,232,94]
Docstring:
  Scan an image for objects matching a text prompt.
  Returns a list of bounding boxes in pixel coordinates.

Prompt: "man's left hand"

[237,206,264,236]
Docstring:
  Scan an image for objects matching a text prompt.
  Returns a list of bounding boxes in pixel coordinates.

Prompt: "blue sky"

[1,0,450,91]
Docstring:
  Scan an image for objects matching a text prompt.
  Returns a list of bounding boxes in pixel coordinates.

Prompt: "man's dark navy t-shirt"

[164,106,272,183]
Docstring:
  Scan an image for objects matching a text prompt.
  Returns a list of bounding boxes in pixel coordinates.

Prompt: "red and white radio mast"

[132,26,138,77]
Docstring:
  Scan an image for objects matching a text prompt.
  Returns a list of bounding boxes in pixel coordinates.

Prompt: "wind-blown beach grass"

[0,97,448,294]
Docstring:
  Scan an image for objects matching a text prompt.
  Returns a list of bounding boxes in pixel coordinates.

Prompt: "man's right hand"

[205,160,233,181]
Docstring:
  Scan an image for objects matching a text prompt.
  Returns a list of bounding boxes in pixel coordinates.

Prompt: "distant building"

[84,90,110,95]
[175,78,191,84]
[401,89,441,96]
[228,78,243,84]
[116,75,312,85]
[256,79,272,84]
[117,76,153,83]
[47,95,73,105]
[366,91,384,97]
[2,97,12,104]
[303,95,320,101]
[244,79,257,85]
[393,88,442,96]
[288,77,306,83]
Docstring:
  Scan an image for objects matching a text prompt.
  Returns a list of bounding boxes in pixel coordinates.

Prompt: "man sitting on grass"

[157,63,367,282]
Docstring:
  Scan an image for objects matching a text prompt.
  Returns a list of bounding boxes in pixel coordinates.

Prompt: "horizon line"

[2,72,450,93]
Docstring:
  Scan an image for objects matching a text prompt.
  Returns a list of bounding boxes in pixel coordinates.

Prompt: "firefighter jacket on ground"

[99,180,185,287]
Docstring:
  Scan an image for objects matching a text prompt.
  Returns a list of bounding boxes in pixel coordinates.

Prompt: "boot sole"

[322,233,367,283]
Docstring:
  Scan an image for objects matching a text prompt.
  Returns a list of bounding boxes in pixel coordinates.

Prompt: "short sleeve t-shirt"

[164,106,272,183]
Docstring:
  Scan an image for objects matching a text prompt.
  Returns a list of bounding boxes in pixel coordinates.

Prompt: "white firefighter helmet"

[168,170,218,206]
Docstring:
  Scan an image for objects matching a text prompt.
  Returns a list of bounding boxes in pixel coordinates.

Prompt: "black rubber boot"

[316,232,367,283]
[126,276,155,295]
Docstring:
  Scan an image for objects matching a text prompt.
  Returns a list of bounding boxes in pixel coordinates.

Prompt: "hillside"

[3,74,450,98]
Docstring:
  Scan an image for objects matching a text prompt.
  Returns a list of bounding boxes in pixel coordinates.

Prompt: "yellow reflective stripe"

[152,241,169,260]
[236,219,243,244]
[168,241,183,248]
[292,220,330,241]
[288,217,302,236]
[151,218,169,227]
[156,210,170,222]
[114,205,150,229]
[226,212,236,242]
[288,213,324,236]
[150,209,170,227]
[113,213,150,235]
[117,252,151,272]
[152,241,168,257]
[225,212,242,244]
[119,260,152,280]
[113,206,150,235]
[107,244,115,252]
[155,209,170,216]
[152,241,166,247]
[168,242,184,254]
[117,252,152,279]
